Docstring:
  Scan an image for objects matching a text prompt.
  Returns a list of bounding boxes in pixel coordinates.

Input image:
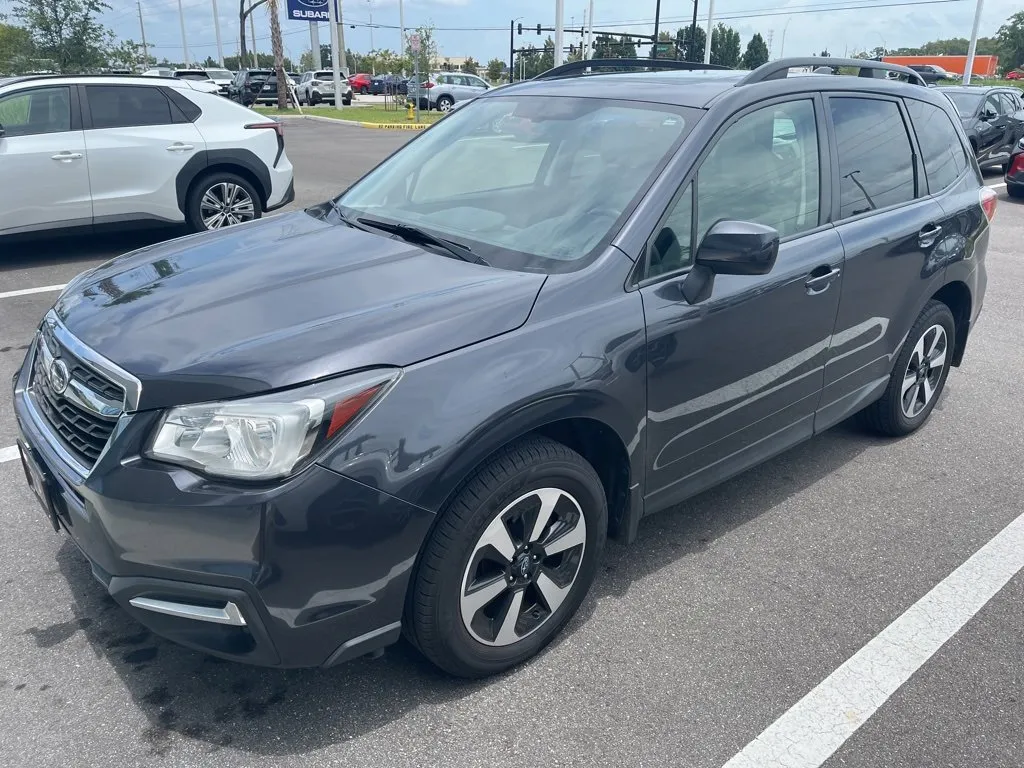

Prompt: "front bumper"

[13,343,434,667]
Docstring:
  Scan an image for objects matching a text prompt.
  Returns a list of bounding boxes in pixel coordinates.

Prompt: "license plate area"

[18,440,60,532]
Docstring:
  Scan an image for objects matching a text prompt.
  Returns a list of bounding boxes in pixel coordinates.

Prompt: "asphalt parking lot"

[1,120,1022,767]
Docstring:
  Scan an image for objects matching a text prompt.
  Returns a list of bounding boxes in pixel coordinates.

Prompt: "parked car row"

[0,74,294,238]
[939,84,1024,170]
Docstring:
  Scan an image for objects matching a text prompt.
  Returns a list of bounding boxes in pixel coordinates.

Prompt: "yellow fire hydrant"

[407,100,415,122]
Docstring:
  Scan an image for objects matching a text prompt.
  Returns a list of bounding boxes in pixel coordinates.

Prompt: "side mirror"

[695,220,779,275]
[679,221,779,305]
[981,109,996,121]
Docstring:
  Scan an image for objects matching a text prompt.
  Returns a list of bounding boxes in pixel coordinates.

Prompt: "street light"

[779,17,792,59]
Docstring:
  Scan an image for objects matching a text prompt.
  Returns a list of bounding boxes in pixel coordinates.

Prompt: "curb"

[267,113,431,130]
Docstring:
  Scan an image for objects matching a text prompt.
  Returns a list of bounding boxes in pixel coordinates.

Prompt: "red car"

[349,73,372,94]
[1007,70,1023,80]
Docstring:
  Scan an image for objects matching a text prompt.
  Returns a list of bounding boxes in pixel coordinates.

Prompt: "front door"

[82,84,205,224]
[640,97,843,511]
[0,85,92,235]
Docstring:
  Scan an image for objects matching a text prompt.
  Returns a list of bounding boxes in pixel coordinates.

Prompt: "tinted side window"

[697,99,820,241]
[831,97,916,218]
[0,86,71,136]
[87,86,173,129]
[906,99,968,193]
[984,95,1000,117]
[998,92,1018,114]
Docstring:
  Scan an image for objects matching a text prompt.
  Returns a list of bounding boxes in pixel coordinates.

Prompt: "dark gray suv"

[14,58,991,678]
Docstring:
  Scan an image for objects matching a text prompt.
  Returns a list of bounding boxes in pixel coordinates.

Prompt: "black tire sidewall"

[185,172,262,233]
[421,450,606,676]
[883,302,956,434]
[438,96,453,111]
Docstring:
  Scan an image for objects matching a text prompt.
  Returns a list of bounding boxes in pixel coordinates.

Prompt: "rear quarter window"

[905,99,969,193]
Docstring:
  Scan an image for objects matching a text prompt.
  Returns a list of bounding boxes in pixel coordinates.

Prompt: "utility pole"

[509,19,515,82]
[212,0,225,66]
[963,0,984,85]
[311,23,322,68]
[702,0,714,65]
[689,0,698,61]
[328,0,344,105]
[554,0,564,66]
[367,0,374,52]
[250,11,257,67]
[136,1,149,70]
[652,0,661,59]
[336,0,348,76]
[586,0,594,59]
[178,0,191,66]
[398,0,405,61]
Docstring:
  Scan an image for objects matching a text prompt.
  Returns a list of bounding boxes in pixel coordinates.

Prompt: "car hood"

[54,211,546,411]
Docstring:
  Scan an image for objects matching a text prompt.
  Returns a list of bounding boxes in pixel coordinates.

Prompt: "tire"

[406,436,607,678]
[859,300,956,437]
[185,171,262,233]
[342,96,351,106]
[436,95,454,112]
[360,85,369,94]
[311,91,321,106]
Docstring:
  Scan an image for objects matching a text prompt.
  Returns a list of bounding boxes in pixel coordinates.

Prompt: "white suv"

[0,75,294,236]
[297,70,353,106]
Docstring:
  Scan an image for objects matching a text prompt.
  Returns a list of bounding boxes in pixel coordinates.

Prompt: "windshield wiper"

[355,216,487,266]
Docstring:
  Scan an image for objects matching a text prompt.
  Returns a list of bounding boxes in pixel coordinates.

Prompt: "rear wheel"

[359,85,369,94]
[859,300,955,436]
[186,172,262,233]
[436,95,454,112]
[406,436,607,678]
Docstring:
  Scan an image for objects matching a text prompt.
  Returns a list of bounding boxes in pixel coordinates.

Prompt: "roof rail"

[534,58,732,80]
[737,57,927,87]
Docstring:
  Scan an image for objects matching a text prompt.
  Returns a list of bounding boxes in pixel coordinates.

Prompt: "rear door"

[818,95,947,430]
[996,92,1023,159]
[0,85,92,234]
[82,84,205,224]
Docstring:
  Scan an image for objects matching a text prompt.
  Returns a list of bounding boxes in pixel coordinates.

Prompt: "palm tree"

[266,0,288,108]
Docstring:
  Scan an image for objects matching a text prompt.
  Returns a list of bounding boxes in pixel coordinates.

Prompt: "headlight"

[145,369,400,480]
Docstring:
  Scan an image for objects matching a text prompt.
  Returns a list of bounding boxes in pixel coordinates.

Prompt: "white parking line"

[0,284,66,300]
[988,182,1007,189]
[722,511,1024,768]
[0,445,20,463]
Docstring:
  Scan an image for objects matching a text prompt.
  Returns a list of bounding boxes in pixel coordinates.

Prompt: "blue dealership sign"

[287,0,330,21]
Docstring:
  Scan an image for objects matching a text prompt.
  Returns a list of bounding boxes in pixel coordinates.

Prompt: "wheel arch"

[175,149,272,214]
[425,398,641,546]
[931,280,972,366]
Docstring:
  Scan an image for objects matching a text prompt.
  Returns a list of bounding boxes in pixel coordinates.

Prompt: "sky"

[13,0,1023,67]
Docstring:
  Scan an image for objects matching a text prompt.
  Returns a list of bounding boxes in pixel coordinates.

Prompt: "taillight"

[244,121,284,139]
[1010,153,1024,176]
[980,186,997,222]
[424,81,435,89]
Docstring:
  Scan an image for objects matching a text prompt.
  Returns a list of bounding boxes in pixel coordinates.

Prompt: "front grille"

[30,328,125,468]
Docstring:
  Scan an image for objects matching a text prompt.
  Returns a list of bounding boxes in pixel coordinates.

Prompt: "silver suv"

[412,72,490,112]
[298,70,353,106]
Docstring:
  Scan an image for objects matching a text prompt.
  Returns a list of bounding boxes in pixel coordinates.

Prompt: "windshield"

[945,92,982,117]
[176,72,209,80]
[206,69,232,79]
[336,95,697,272]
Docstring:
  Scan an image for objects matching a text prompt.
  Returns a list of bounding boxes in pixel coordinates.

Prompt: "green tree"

[405,24,437,76]
[997,12,1024,70]
[594,33,636,59]
[107,39,148,70]
[710,23,741,68]
[13,0,112,72]
[0,23,35,72]
[485,57,504,82]
[461,56,479,75]
[676,24,706,62]
[513,40,553,80]
[741,32,769,69]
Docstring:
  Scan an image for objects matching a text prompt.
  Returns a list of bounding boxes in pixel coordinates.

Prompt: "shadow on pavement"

[45,419,878,758]
[1,227,187,271]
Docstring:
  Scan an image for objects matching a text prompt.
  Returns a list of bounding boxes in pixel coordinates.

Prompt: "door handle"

[166,143,195,152]
[51,152,83,162]
[918,224,943,249]
[805,266,841,295]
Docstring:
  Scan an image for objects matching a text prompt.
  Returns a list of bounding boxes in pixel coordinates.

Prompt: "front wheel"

[406,436,607,678]
[186,172,262,233]
[859,300,955,436]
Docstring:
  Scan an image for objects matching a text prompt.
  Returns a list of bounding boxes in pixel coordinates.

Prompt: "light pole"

[963,0,984,85]
[702,0,714,64]
[399,0,405,64]
[177,0,191,65]
[367,0,374,52]
[554,0,564,66]
[780,17,792,59]
[212,0,225,66]
[652,0,662,59]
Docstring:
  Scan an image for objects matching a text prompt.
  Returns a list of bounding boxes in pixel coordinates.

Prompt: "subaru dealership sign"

[287,0,330,21]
